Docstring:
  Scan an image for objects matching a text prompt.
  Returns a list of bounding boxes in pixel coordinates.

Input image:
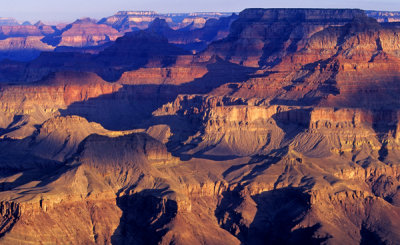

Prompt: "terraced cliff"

[1,8,400,245]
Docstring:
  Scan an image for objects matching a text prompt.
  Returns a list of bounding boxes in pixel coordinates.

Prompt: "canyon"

[0,11,235,61]
[0,7,400,245]
[366,10,400,22]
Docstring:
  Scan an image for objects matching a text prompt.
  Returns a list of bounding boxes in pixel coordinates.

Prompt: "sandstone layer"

[0,8,400,245]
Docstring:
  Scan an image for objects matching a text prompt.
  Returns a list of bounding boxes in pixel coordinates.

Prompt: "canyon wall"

[0,8,400,245]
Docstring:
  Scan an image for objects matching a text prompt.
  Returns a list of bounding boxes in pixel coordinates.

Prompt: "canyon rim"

[0,4,400,245]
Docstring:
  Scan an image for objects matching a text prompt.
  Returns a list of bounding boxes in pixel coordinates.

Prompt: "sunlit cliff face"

[0,8,400,245]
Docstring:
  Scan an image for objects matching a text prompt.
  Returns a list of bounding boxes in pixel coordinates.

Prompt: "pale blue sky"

[0,0,399,23]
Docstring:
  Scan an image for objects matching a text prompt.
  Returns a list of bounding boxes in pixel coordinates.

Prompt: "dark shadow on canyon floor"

[60,58,256,131]
[111,190,178,245]
[215,187,330,245]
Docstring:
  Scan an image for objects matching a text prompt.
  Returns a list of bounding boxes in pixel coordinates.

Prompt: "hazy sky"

[0,0,399,23]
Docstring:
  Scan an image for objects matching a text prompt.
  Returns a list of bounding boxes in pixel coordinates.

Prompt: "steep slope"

[207,10,400,110]
[96,30,189,66]
[0,25,55,39]
[202,8,366,67]
[367,10,400,22]
[3,30,192,83]
[0,115,140,165]
[0,36,54,61]
[0,71,121,139]
[0,133,168,244]
[0,19,119,61]
[147,93,400,244]
[147,15,238,53]
[0,25,56,61]
[3,93,400,244]
[99,11,233,32]
[2,8,400,245]
[0,13,237,80]
[42,18,122,47]
[0,23,56,61]
[98,11,170,31]
[0,132,240,245]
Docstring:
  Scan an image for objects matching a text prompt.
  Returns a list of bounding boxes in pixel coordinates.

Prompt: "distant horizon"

[2,8,400,25]
[0,0,399,23]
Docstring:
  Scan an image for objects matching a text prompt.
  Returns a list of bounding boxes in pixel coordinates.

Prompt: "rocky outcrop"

[0,36,54,61]
[147,15,238,53]
[2,7,400,245]
[181,17,208,29]
[117,65,208,85]
[93,30,190,81]
[42,18,121,47]
[0,25,54,39]
[97,31,189,66]
[204,10,400,112]
[0,71,121,139]
[98,11,169,31]
[202,8,366,67]
[1,115,140,162]
[366,10,400,22]
[0,23,56,61]
[99,11,233,32]
[0,19,118,61]
[153,94,390,160]
[0,133,173,244]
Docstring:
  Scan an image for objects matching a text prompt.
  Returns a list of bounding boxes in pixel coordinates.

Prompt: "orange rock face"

[2,8,400,245]
[56,20,122,47]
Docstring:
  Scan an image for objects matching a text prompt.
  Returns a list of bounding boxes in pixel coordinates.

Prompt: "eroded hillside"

[0,8,399,245]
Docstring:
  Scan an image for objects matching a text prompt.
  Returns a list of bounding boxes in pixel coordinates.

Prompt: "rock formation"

[366,10,400,22]
[46,18,122,47]
[147,15,238,53]
[1,7,400,245]
[0,12,234,62]
[0,36,54,61]
[98,11,234,32]
[0,25,54,39]
[201,8,366,67]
